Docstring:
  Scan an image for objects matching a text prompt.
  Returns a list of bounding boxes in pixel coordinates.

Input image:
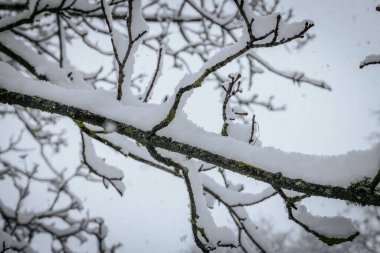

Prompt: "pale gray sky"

[1,0,379,252]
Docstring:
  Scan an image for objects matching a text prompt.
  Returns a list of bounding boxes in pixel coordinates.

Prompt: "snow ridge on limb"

[0,32,90,89]
[2,87,379,250]
[4,51,375,194]
[0,230,37,253]
[1,84,380,206]
[101,0,148,103]
[292,205,359,245]
[272,185,360,246]
[359,5,380,69]
[82,133,125,196]
[78,126,277,251]
[360,54,380,69]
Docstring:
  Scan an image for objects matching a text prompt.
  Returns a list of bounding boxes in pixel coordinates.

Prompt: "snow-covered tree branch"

[359,5,380,69]
[0,1,379,252]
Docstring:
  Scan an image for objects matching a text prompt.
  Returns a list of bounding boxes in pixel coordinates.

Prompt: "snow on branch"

[360,54,380,69]
[0,230,36,253]
[1,73,380,203]
[101,0,148,102]
[1,63,380,251]
[292,205,359,245]
[359,5,380,69]
[273,185,359,245]
[0,0,379,252]
[0,32,90,89]
[0,148,121,252]
[77,127,278,251]
[82,133,125,196]
[0,0,97,33]
[149,10,313,136]
[202,176,276,207]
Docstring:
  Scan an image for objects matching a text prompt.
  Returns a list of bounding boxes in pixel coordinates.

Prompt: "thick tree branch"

[1,87,379,207]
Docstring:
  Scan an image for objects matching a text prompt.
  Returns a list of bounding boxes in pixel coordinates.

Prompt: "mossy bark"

[1,87,379,206]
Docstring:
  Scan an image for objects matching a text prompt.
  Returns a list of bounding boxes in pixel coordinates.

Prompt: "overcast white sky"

[1,0,380,252]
